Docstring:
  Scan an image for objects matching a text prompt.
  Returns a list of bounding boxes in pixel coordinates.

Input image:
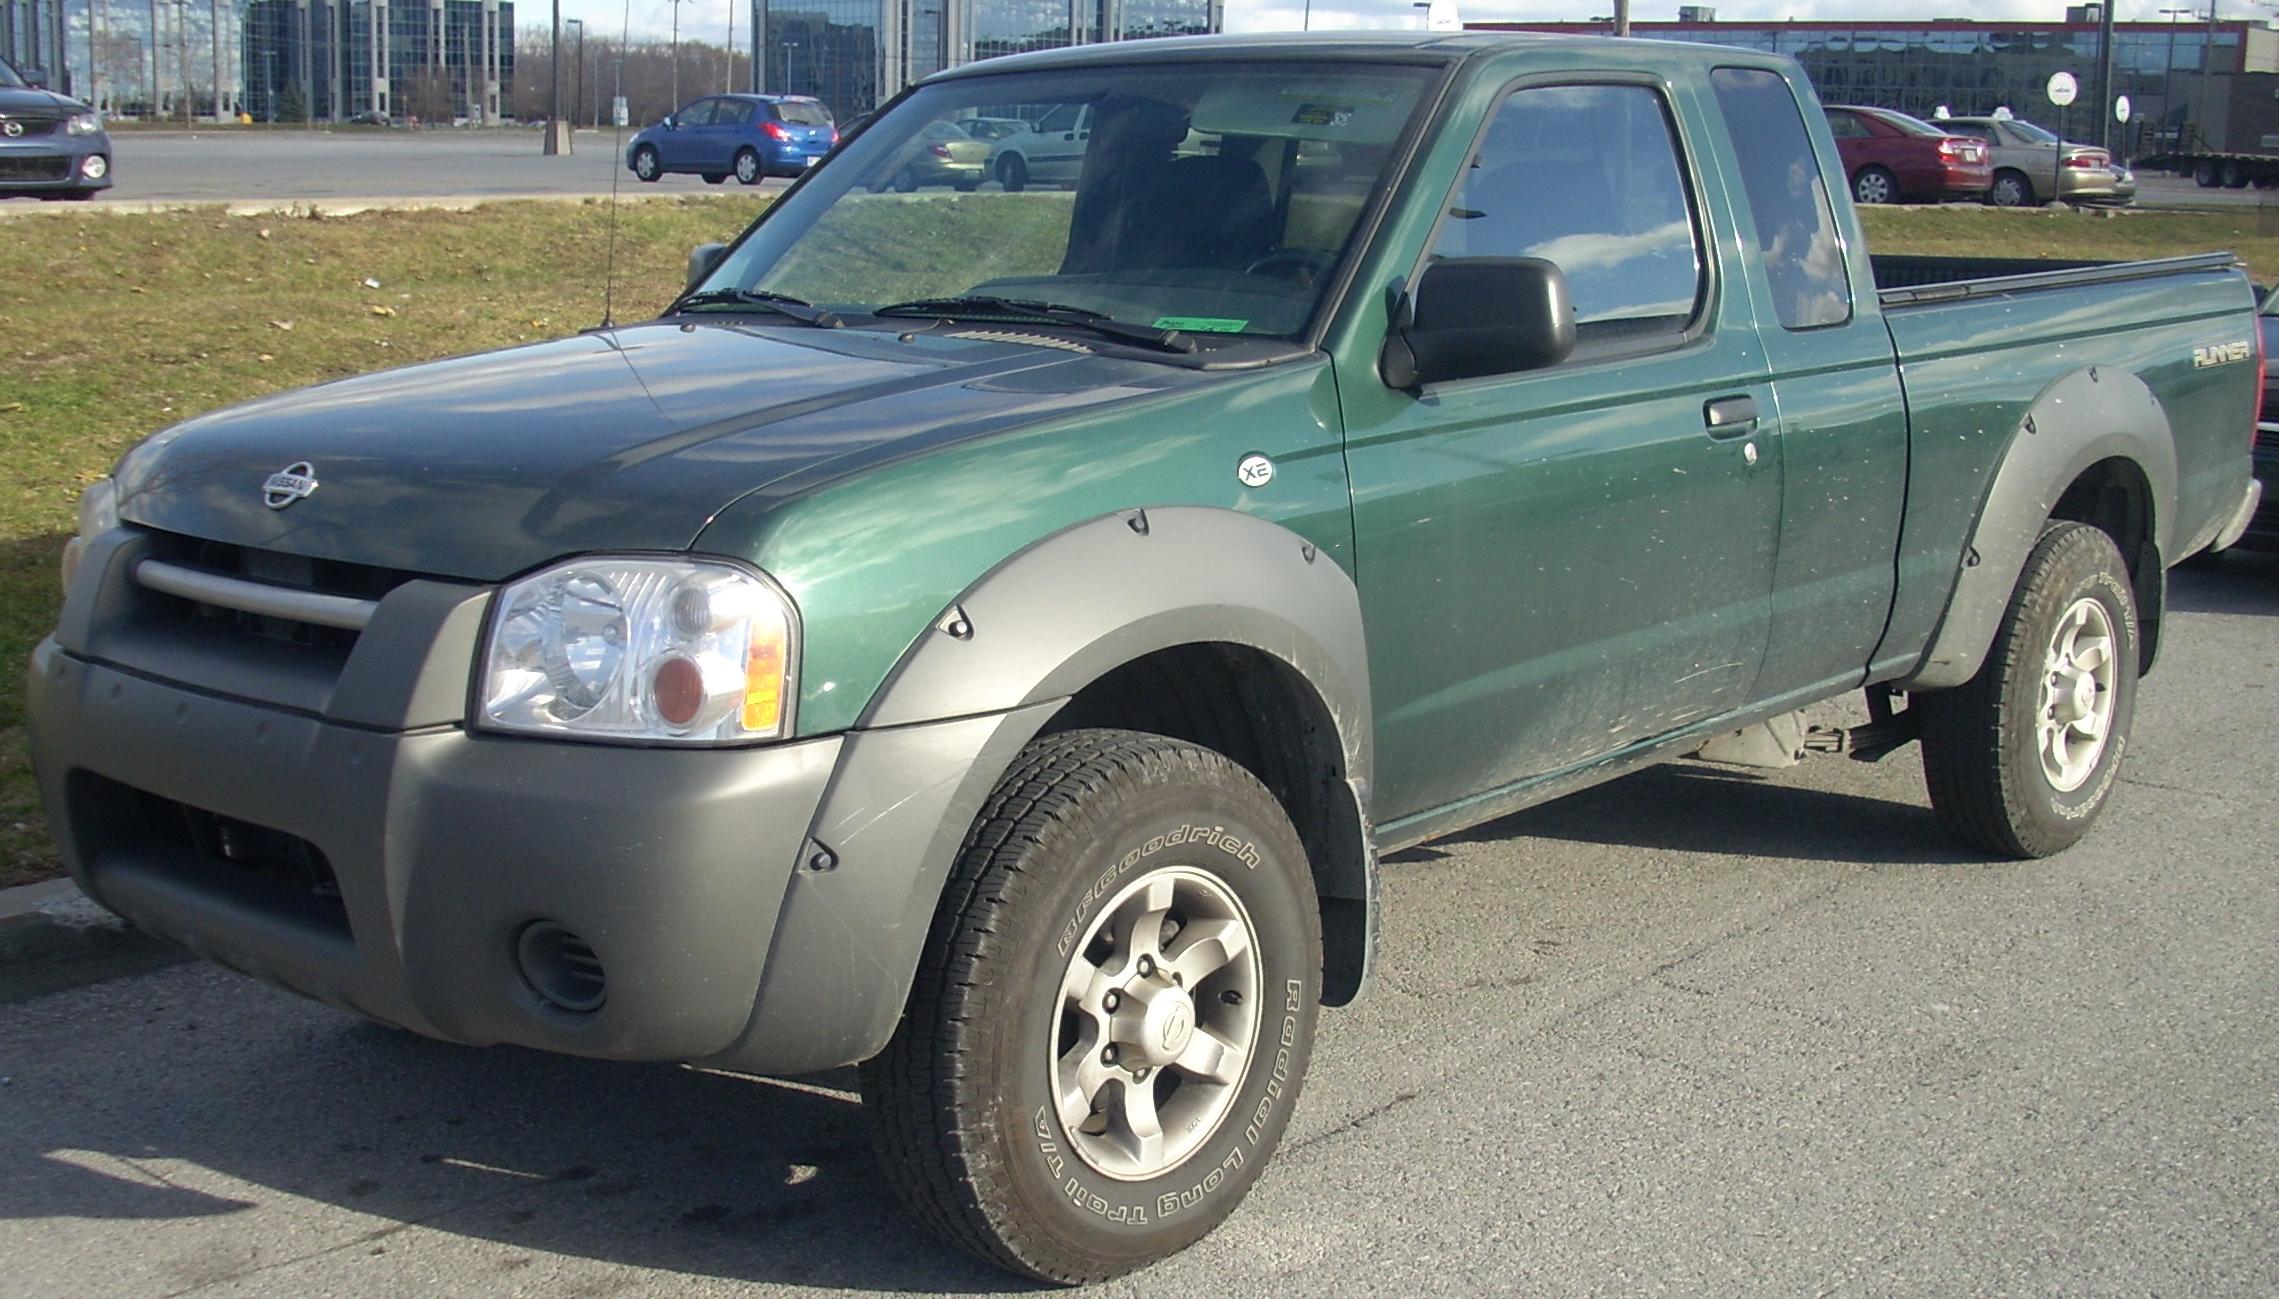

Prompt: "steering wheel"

[1244,248,1337,285]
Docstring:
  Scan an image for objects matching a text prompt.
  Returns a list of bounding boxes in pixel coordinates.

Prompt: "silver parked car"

[1940,116,2135,207]
[984,103,1091,191]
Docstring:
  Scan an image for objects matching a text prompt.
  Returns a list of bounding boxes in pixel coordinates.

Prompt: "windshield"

[2006,119,2060,145]
[0,57,24,89]
[775,99,832,127]
[1875,109,1949,138]
[696,60,1440,342]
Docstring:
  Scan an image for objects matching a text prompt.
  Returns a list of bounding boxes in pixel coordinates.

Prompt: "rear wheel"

[1852,166,1897,205]
[2224,159,2250,189]
[894,165,919,193]
[1988,170,2033,208]
[1916,521,2140,858]
[734,148,762,185]
[861,729,1321,1283]
[2194,159,2220,187]
[997,153,1029,192]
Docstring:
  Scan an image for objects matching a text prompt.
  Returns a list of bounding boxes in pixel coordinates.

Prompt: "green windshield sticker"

[1153,316,1249,333]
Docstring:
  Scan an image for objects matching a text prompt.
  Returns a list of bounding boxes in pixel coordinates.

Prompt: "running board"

[1690,688,1920,770]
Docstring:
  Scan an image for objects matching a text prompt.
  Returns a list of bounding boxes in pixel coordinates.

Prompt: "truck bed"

[1871,252,2239,303]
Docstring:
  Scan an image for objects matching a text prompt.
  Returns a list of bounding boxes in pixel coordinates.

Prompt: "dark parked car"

[627,93,837,185]
[0,55,111,201]
[1823,104,1990,204]
[2205,290,2279,557]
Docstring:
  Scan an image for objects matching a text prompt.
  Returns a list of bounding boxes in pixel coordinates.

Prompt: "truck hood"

[115,320,1201,580]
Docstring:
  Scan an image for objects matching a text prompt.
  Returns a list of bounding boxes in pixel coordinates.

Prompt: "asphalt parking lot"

[3,555,2273,1298]
[1,127,790,207]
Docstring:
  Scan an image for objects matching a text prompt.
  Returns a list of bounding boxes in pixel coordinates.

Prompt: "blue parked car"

[626,94,837,185]
[0,54,111,202]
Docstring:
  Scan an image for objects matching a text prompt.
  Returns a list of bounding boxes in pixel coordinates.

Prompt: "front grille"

[0,116,61,138]
[70,773,351,939]
[0,155,70,182]
[136,529,419,657]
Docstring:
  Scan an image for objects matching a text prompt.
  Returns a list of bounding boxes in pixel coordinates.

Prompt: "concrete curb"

[0,877,188,1003]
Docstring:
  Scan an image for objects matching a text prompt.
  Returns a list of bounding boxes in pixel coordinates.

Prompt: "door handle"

[1703,395,1758,439]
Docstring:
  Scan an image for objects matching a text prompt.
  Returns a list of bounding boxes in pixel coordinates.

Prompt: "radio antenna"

[598,0,635,330]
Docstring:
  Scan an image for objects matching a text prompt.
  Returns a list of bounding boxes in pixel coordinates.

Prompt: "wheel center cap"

[2056,669,2094,723]
[1120,982,1196,1067]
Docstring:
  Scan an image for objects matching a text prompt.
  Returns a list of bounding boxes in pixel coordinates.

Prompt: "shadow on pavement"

[2168,552,2279,615]
[1392,761,1979,868]
[3,1002,1034,1294]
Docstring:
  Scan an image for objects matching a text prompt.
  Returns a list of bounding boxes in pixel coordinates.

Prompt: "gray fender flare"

[714,508,1377,1076]
[1901,367,2175,691]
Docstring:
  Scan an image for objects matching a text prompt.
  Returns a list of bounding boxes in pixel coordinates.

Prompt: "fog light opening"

[81,154,109,181]
[515,921,607,1014]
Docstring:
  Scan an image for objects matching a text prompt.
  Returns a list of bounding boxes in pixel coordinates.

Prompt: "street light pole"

[2162,7,2190,150]
[567,19,584,127]
[670,0,686,108]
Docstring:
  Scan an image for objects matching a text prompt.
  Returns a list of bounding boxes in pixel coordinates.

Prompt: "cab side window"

[716,99,756,126]
[677,99,717,126]
[1823,111,1868,139]
[1715,68,1853,330]
[1432,83,1705,352]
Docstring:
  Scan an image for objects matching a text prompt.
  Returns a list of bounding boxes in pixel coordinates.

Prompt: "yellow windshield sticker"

[1153,316,1249,333]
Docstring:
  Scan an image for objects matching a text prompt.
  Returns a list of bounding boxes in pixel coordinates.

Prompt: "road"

[3,556,2275,1298]
[13,128,791,207]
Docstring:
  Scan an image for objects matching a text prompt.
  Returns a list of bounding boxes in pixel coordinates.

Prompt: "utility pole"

[726,0,735,100]
[566,18,584,126]
[669,0,687,108]
[1614,0,1630,38]
[212,0,224,118]
[2094,0,2115,153]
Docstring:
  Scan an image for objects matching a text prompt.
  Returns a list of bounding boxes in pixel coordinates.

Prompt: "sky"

[550,0,2220,49]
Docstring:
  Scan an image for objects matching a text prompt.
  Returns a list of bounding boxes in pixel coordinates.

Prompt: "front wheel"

[1916,521,2140,858]
[996,153,1028,192]
[1852,166,1897,206]
[861,729,1322,1283]
[631,145,661,183]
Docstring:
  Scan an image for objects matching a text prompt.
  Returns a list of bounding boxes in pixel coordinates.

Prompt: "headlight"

[478,556,798,745]
[59,477,119,592]
[66,112,101,136]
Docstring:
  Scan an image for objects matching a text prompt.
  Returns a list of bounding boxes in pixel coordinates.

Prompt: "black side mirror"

[662,114,677,130]
[687,243,728,291]
[1381,256,1576,390]
[21,67,49,89]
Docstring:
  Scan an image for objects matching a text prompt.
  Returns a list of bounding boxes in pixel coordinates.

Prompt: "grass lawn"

[0,197,2272,888]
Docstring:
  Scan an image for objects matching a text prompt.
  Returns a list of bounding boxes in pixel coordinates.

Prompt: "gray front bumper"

[28,526,1056,1073]
[30,635,843,1060]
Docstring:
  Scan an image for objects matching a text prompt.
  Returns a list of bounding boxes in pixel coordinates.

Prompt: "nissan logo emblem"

[261,462,320,509]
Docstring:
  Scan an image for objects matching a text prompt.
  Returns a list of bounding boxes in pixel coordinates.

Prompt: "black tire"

[1852,166,1898,206]
[734,147,762,186]
[997,153,1028,192]
[1916,521,2140,858]
[631,145,661,183]
[893,165,919,193]
[2224,160,2250,189]
[861,729,1322,1284]
[701,172,727,185]
[954,176,980,192]
[2194,159,2220,188]
[1988,170,2032,208]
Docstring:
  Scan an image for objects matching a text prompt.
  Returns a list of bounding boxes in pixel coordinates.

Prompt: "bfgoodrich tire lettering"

[1916,521,2140,858]
[860,729,1322,1283]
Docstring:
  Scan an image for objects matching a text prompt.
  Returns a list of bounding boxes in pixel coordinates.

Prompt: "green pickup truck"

[29,32,2265,1283]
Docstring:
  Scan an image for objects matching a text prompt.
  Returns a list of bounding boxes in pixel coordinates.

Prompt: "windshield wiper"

[873,295,1197,353]
[675,288,843,328]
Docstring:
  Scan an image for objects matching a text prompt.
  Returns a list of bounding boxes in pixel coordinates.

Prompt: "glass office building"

[4,0,510,121]
[1470,18,2279,155]
[755,0,1223,121]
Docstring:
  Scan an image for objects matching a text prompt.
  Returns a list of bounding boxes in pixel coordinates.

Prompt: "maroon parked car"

[1823,105,1991,205]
